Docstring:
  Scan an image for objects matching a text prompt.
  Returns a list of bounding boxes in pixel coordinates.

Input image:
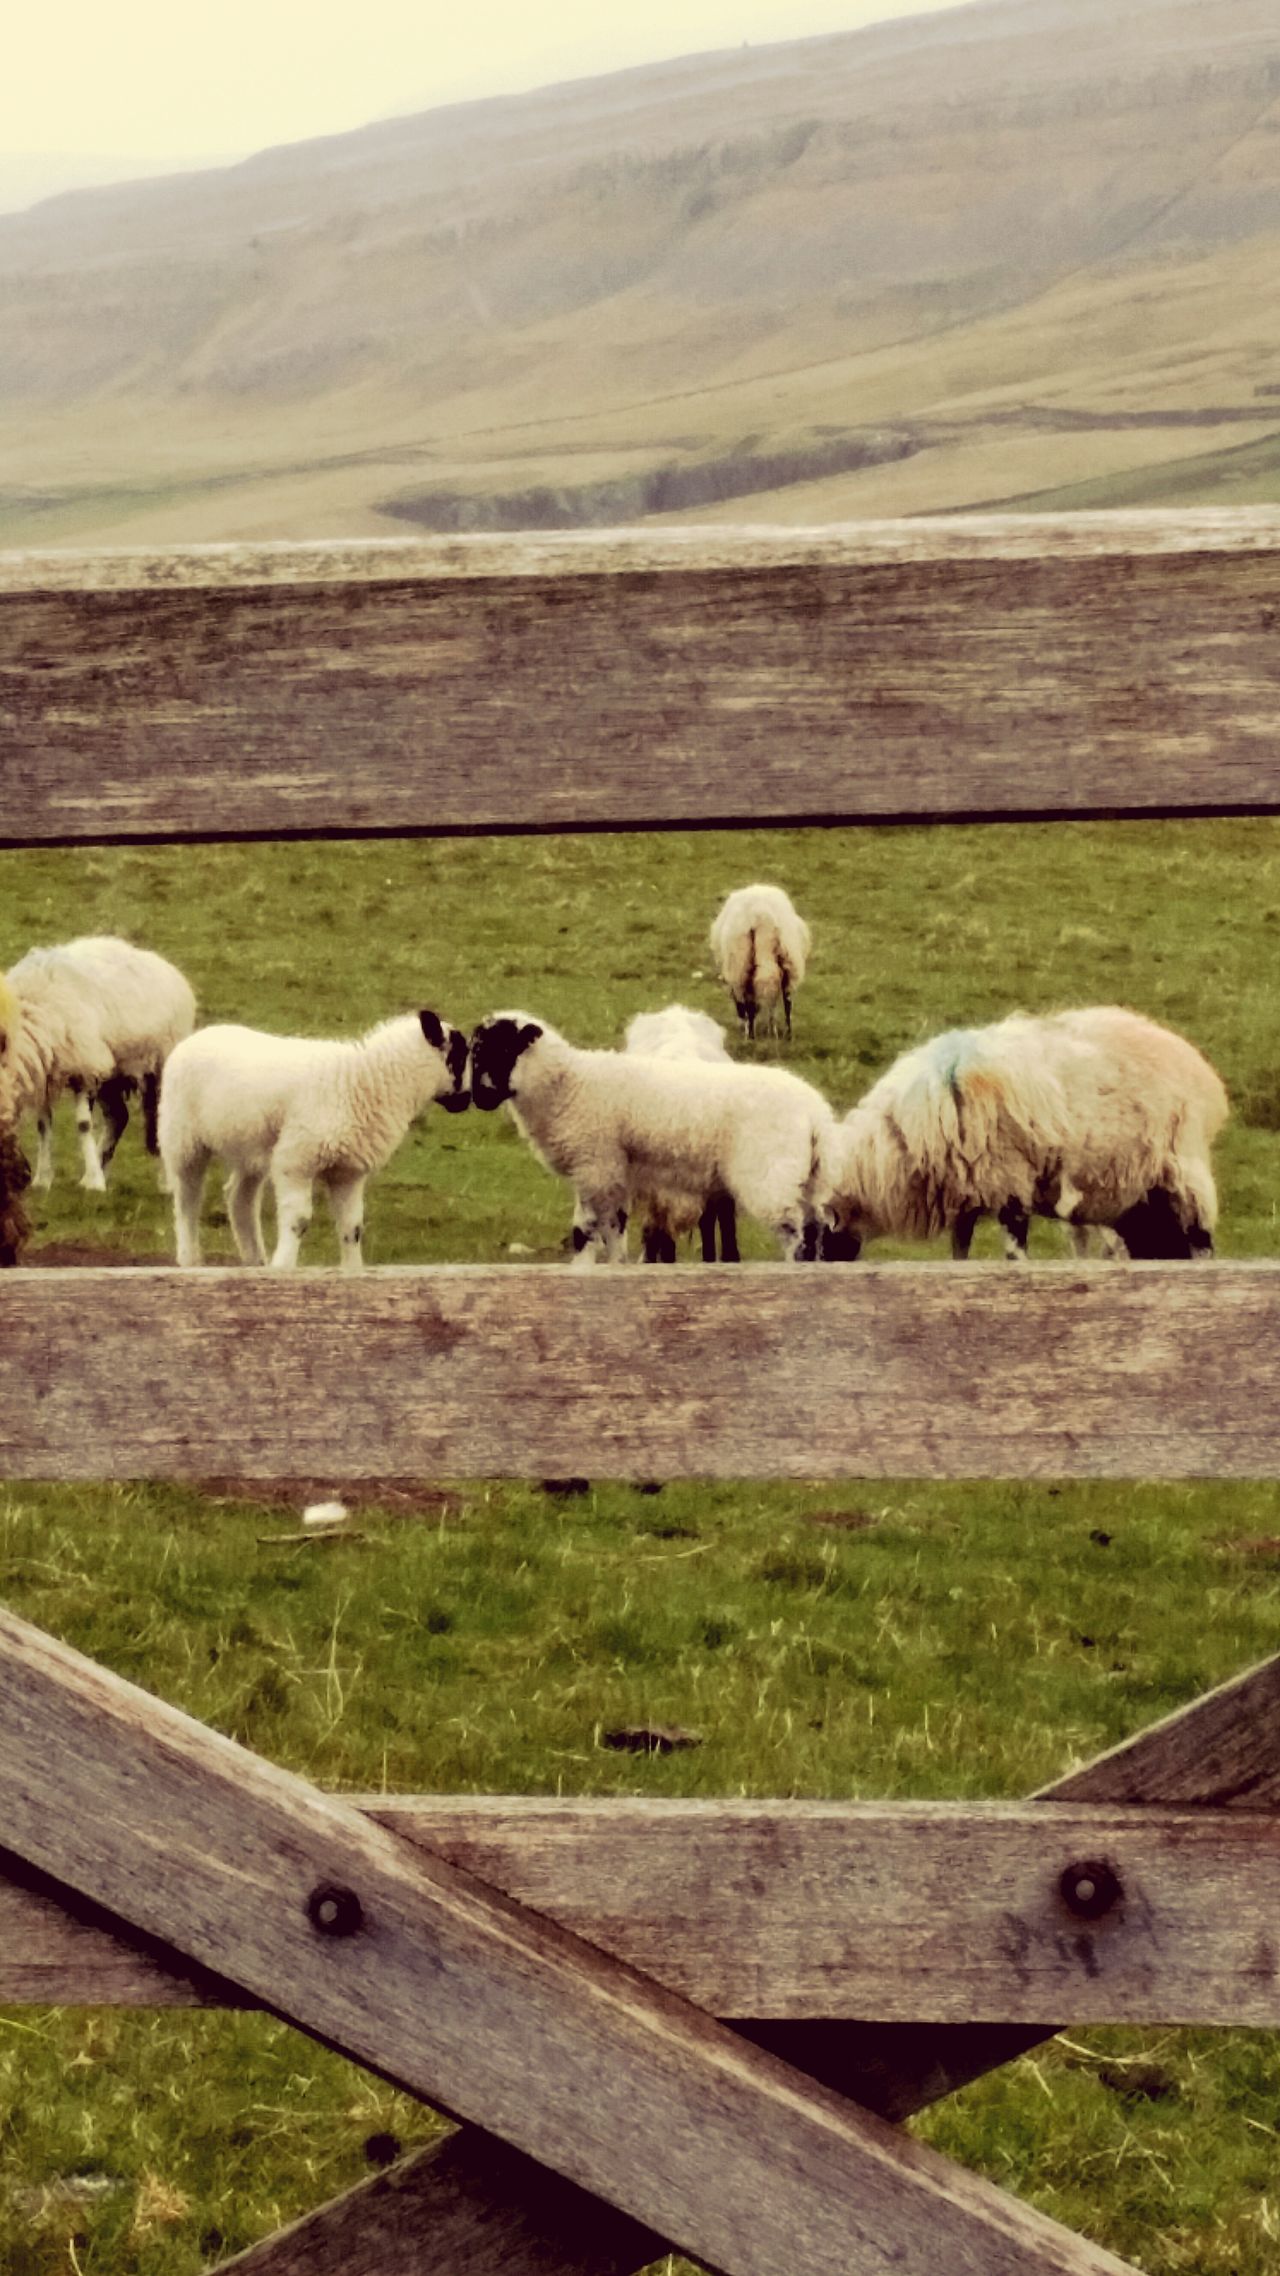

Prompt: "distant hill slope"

[3,0,1280,542]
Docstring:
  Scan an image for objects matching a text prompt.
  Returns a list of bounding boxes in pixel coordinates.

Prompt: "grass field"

[4,818,1280,2272]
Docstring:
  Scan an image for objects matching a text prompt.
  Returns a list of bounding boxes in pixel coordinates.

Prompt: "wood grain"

[2,1261,1279,1481]
[0,1608,1139,2276]
[217,2128,659,2276]
[3,512,1280,844]
[9,1795,1280,2025]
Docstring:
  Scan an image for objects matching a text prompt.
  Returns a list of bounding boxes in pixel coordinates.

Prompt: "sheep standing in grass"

[5,936,196,1191]
[470,1010,834,1265]
[824,1006,1227,1262]
[0,976,31,1265]
[621,1004,738,1261]
[159,1009,470,1269]
[710,883,811,1040]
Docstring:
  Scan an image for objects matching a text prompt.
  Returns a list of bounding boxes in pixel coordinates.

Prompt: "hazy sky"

[6,0,975,163]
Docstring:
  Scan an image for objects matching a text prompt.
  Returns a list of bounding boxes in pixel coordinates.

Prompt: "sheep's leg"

[571,1192,627,1268]
[171,1151,210,1267]
[70,1079,107,1192]
[141,1070,161,1155]
[716,1194,739,1262]
[950,1207,980,1261]
[32,1111,54,1190]
[270,1168,314,1269]
[781,976,792,1040]
[95,1076,132,1176]
[698,1201,718,1263]
[997,1200,1030,1263]
[642,1221,676,1264]
[225,1169,268,1266]
[325,1172,367,1272]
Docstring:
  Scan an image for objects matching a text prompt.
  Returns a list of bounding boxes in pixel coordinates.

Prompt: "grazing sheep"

[620,1004,738,1262]
[0,976,30,1265]
[159,1009,470,1269]
[470,1010,835,1265]
[5,935,196,1191]
[709,883,811,1040]
[825,1005,1227,1262]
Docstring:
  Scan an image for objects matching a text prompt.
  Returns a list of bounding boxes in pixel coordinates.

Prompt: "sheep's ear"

[518,1022,543,1052]
[418,1009,446,1052]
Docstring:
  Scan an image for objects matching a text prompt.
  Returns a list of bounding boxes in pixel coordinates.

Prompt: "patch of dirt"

[601,1724,702,1755]
[195,1477,468,1522]
[805,1507,879,1530]
[1219,1535,1280,1561]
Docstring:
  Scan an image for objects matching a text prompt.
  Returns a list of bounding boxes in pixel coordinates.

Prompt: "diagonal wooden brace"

[216,1649,1280,2273]
[0,1604,1138,2276]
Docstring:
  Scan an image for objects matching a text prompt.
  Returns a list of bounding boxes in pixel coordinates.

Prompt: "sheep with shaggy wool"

[159,1008,470,1269]
[5,935,196,1192]
[0,975,31,1265]
[619,1003,738,1261]
[709,882,811,1040]
[470,1009,835,1266]
[825,1005,1227,1263]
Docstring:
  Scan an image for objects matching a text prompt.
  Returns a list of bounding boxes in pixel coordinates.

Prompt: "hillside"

[2,0,1280,542]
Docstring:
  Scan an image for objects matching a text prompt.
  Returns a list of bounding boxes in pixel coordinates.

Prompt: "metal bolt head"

[1059,1858,1122,1920]
[307,1882,364,1937]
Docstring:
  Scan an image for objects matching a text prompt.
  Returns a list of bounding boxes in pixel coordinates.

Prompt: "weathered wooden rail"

[3,513,1280,2276]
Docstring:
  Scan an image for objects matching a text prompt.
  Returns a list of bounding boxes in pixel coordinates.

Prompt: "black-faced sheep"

[470,1010,835,1265]
[158,1009,470,1269]
[824,1005,1228,1262]
[709,883,811,1040]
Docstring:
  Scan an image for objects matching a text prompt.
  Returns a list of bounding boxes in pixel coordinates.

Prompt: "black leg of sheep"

[0,1130,32,1267]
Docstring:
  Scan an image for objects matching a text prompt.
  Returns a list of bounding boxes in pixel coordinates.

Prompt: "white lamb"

[158,1008,470,1269]
[470,1010,835,1265]
[4,935,197,1191]
[709,883,811,1040]
[619,1003,738,1261]
[825,1005,1228,1263]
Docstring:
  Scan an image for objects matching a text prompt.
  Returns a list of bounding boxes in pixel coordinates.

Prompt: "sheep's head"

[469,1013,545,1111]
[418,1009,471,1113]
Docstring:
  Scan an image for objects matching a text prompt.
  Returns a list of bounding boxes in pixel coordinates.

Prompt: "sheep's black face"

[470,1017,543,1111]
[419,1009,471,1112]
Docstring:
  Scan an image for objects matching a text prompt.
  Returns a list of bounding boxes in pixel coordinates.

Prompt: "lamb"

[824,1005,1228,1263]
[619,1004,738,1262]
[4,935,196,1191]
[470,1010,835,1265]
[709,883,811,1040]
[158,1008,470,1269]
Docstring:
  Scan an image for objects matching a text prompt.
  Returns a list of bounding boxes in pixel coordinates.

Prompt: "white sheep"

[470,1010,835,1265]
[158,1008,470,1269]
[620,1003,738,1261]
[825,1005,1228,1262]
[5,935,197,1191]
[709,883,811,1040]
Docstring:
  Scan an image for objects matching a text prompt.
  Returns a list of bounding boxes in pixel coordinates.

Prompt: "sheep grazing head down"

[418,1009,472,1113]
[469,1014,545,1111]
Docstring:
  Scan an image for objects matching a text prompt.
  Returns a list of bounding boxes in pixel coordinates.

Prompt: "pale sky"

[5,0,975,165]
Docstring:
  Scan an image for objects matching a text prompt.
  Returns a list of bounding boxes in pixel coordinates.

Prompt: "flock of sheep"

[0,879,1228,1273]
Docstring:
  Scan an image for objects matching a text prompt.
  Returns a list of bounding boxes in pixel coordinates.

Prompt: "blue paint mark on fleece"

[905,1028,985,1106]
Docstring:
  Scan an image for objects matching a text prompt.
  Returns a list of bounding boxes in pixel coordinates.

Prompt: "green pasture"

[3,819,1280,2273]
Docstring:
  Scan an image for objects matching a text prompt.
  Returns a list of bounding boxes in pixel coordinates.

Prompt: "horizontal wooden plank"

[1,1261,1279,1481]
[8,1796,1280,2026]
[0,1608,1140,2276]
[3,511,1280,843]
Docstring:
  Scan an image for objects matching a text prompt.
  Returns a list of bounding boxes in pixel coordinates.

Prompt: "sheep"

[620,1004,738,1262]
[709,883,811,1041]
[5,935,196,1192]
[469,1009,835,1266]
[0,975,31,1266]
[824,1005,1228,1263]
[158,1008,470,1269]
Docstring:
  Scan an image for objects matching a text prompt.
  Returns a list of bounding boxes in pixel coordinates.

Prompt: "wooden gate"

[2,510,1280,2275]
